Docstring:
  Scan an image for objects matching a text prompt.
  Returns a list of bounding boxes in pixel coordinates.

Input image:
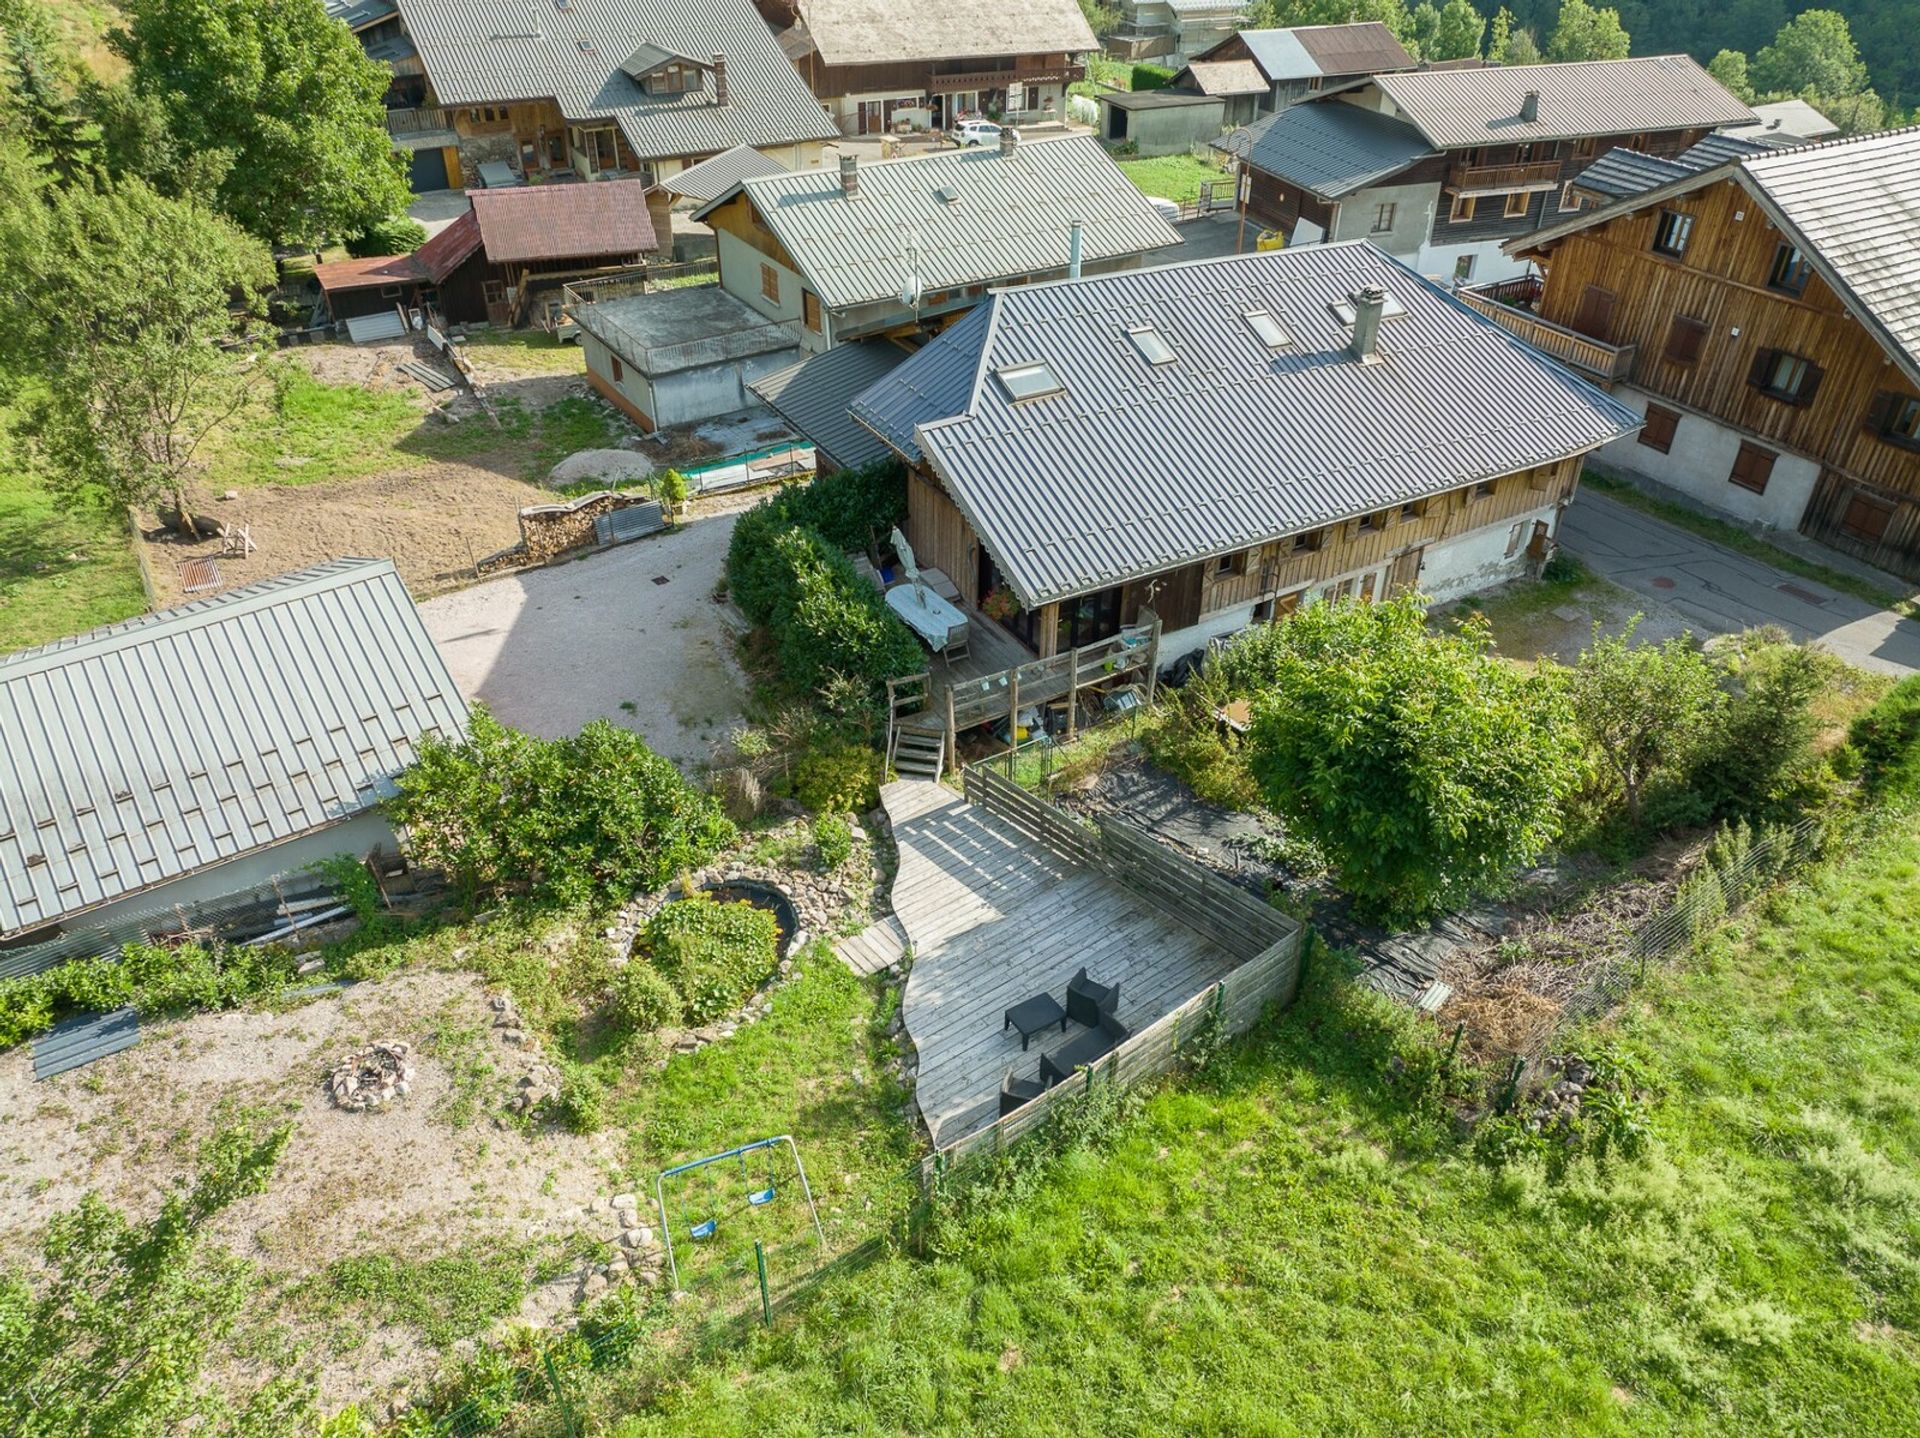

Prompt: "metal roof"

[1243,100,1435,199]
[1179,60,1268,96]
[34,1008,140,1081]
[1231,28,1321,82]
[326,0,399,31]
[574,287,798,373]
[468,179,657,262]
[850,243,1639,608]
[1370,55,1753,148]
[393,0,838,161]
[693,134,1183,312]
[663,143,789,203]
[1290,22,1417,78]
[0,559,468,940]
[751,341,911,470]
[1724,98,1840,145]
[790,0,1095,67]
[1101,87,1222,112]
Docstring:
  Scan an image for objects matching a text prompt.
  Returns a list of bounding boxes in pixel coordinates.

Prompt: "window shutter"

[1664,316,1707,365]
[1864,390,1897,434]
[1747,348,1775,390]
[1795,360,1825,406]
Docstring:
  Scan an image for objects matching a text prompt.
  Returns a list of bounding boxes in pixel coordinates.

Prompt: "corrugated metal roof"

[1291,22,1417,78]
[1243,101,1435,199]
[469,179,656,262]
[751,341,911,470]
[850,243,1640,608]
[1232,28,1318,81]
[1570,147,1690,201]
[663,143,789,203]
[696,134,1183,312]
[0,559,469,940]
[34,1008,140,1081]
[326,0,398,31]
[1724,98,1839,144]
[793,0,1094,67]
[1181,60,1269,97]
[393,0,839,161]
[1372,55,1753,147]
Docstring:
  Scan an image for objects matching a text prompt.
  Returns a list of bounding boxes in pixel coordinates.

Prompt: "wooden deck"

[883,779,1241,1146]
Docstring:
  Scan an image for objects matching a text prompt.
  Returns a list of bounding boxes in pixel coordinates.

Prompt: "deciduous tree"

[1432,0,1490,57]
[1708,47,1758,100]
[1546,0,1631,61]
[1567,618,1722,824]
[1753,8,1870,98]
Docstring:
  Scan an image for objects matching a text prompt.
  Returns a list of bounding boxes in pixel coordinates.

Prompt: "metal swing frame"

[653,1133,826,1294]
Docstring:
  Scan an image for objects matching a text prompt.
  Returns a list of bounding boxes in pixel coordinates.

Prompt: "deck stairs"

[890,726,945,781]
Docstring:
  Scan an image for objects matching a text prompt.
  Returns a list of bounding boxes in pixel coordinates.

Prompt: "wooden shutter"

[1151,563,1206,632]
[1841,493,1893,542]
[1663,316,1707,365]
[1571,285,1617,342]
[1794,359,1825,406]
[1747,348,1777,391]
[1638,403,1679,453]
[1729,441,1776,494]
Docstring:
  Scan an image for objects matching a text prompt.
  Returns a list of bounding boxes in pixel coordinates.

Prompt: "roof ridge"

[1743,122,1920,168]
[743,131,1094,188]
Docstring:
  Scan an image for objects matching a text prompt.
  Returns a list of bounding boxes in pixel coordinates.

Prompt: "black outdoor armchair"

[1000,1062,1047,1116]
[1066,967,1120,1028]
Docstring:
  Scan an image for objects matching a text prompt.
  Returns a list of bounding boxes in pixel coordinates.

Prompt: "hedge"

[1850,674,1920,803]
[0,940,302,1050]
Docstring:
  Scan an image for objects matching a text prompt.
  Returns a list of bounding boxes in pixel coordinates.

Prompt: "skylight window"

[935,186,960,204]
[1126,324,1176,366]
[1328,291,1407,325]
[995,361,1065,403]
[1243,309,1290,348]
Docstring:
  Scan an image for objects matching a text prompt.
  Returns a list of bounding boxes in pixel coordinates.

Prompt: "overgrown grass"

[1584,469,1917,615]
[579,817,1920,1435]
[0,455,145,654]
[1116,153,1228,204]
[461,330,587,375]
[310,1245,545,1350]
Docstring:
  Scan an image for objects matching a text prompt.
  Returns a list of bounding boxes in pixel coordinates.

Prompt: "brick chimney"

[1348,286,1387,364]
[1519,89,1539,122]
[839,153,858,197]
[999,124,1018,157]
[712,53,727,105]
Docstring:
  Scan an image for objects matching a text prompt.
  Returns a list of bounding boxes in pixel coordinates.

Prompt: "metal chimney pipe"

[1068,220,1084,280]
[839,153,858,197]
[1519,88,1539,122]
[712,53,728,105]
[999,124,1017,157]
[1348,286,1387,364]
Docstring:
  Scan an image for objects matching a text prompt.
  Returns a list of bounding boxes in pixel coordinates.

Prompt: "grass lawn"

[1117,154,1229,205]
[575,815,1920,1436]
[462,330,588,375]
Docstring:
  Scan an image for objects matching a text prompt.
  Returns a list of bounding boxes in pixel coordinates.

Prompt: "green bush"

[388,709,736,908]
[1685,634,1838,824]
[639,894,780,1024]
[608,960,680,1034]
[813,813,854,869]
[794,742,883,813]
[0,939,302,1051]
[345,214,427,256]
[1130,62,1175,90]
[548,1062,606,1133]
[1850,674,1920,803]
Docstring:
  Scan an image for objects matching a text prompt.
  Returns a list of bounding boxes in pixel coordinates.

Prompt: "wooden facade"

[905,455,1582,657]
[1514,174,1920,576]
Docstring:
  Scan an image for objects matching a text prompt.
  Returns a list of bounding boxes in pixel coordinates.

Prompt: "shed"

[574,287,801,430]
[1098,87,1227,157]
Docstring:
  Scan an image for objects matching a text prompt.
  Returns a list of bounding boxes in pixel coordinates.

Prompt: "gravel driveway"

[419,497,755,769]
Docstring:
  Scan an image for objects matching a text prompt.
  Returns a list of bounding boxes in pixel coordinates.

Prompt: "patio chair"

[1066,967,1120,1028]
[1000,1062,1047,1114]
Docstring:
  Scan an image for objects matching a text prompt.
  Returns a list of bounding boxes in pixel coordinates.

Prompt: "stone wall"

[474,489,656,574]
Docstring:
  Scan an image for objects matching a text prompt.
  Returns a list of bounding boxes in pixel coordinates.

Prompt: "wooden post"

[1144,617,1162,707]
[1065,646,1081,739]
[1006,666,1020,778]
[944,686,958,780]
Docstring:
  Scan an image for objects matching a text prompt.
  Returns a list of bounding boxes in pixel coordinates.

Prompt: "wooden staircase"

[890,725,945,780]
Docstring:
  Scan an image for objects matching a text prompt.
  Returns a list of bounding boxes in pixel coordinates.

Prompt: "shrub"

[1686,634,1837,824]
[794,742,883,813]
[345,214,427,256]
[813,813,854,869]
[547,1062,606,1133]
[388,708,736,908]
[1850,674,1920,803]
[1129,62,1175,90]
[608,961,680,1034]
[1567,619,1722,825]
[0,939,301,1051]
[640,895,780,1024]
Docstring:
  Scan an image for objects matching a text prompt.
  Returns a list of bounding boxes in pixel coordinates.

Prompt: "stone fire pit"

[327,1041,416,1112]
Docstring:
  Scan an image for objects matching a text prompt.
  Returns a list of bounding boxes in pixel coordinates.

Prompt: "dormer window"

[1242,309,1289,348]
[1126,324,1175,366]
[995,361,1065,403]
[645,64,701,96]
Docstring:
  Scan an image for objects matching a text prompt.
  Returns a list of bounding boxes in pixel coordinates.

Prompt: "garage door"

[408,146,449,192]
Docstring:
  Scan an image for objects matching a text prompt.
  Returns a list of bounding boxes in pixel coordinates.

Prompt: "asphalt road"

[1559,491,1920,677]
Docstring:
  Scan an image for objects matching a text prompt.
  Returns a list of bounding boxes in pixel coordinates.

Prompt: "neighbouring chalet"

[1238,56,1753,285]
[314,181,661,332]
[757,0,1094,134]
[378,0,837,193]
[847,243,1640,663]
[1491,127,1920,581]
[1565,132,1768,209]
[1191,23,1415,113]
[1107,0,1248,68]
[0,560,467,948]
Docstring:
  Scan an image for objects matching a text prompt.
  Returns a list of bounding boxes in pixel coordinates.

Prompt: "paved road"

[1559,492,1920,676]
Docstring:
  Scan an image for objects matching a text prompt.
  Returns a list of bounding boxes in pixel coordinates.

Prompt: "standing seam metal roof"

[1243,101,1436,199]
[750,341,911,470]
[1371,55,1754,147]
[0,559,469,939]
[695,135,1183,312]
[662,143,790,203]
[393,0,838,161]
[849,243,1640,608]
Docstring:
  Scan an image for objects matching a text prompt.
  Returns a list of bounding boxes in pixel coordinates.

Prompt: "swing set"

[653,1134,825,1296]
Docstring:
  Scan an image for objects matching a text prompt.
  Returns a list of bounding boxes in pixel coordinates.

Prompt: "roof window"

[935,186,959,204]
[1242,309,1290,348]
[1126,324,1176,366]
[995,361,1065,403]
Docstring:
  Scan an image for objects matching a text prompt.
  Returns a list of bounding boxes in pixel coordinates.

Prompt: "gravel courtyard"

[419,495,755,769]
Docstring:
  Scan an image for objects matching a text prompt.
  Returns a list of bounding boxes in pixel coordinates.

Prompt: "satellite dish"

[899,274,922,307]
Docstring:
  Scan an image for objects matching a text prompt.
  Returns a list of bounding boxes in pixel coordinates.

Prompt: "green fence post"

[755,1240,772,1327]
[543,1348,579,1438]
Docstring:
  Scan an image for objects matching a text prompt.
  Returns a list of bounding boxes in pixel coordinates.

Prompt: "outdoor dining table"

[1039,1024,1121,1086]
[886,582,968,652]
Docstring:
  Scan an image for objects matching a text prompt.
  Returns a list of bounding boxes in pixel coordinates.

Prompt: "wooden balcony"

[928,63,1083,93]
[386,105,456,138]
[1455,286,1636,385]
[1446,158,1564,196]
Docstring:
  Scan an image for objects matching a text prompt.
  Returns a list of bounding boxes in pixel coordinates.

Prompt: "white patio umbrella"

[890,526,927,606]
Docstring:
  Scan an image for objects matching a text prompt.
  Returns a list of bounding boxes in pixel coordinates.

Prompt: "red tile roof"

[468,180,658,265]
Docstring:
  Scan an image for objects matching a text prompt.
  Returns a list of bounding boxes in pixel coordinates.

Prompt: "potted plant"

[982,588,1020,622]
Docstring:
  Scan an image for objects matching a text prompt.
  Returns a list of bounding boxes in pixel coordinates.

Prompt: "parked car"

[1148,196,1182,222]
[954,119,1004,147]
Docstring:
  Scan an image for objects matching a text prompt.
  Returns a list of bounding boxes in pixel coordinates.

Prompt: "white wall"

[1417,501,1560,602]
[1594,388,1821,530]
[1328,181,1437,262]
[1414,236,1532,286]
[715,228,805,329]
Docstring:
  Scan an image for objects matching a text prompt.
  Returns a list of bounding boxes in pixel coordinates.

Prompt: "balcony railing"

[1455,285,1636,384]
[1446,158,1564,196]
[929,64,1084,93]
[386,105,456,138]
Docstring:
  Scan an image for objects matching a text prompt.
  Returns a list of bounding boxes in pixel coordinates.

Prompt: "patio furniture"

[886,582,967,651]
[920,565,962,604]
[1003,991,1067,1051]
[999,1062,1047,1116]
[1066,967,1120,1028]
[1040,1011,1132,1087]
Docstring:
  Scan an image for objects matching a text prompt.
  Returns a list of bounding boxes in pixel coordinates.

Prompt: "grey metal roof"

[1681,132,1769,168]
[693,134,1183,312]
[663,143,789,203]
[791,0,1095,67]
[1571,147,1690,200]
[0,559,468,940]
[850,243,1640,608]
[393,0,838,161]
[1290,22,1417,78]
[751,341,911,470]
[1724,98,1840,144]
[1243,101,1435,199]
[326,0,398,30]
[1233,28,1321,82]
[1370,55,1753,148]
